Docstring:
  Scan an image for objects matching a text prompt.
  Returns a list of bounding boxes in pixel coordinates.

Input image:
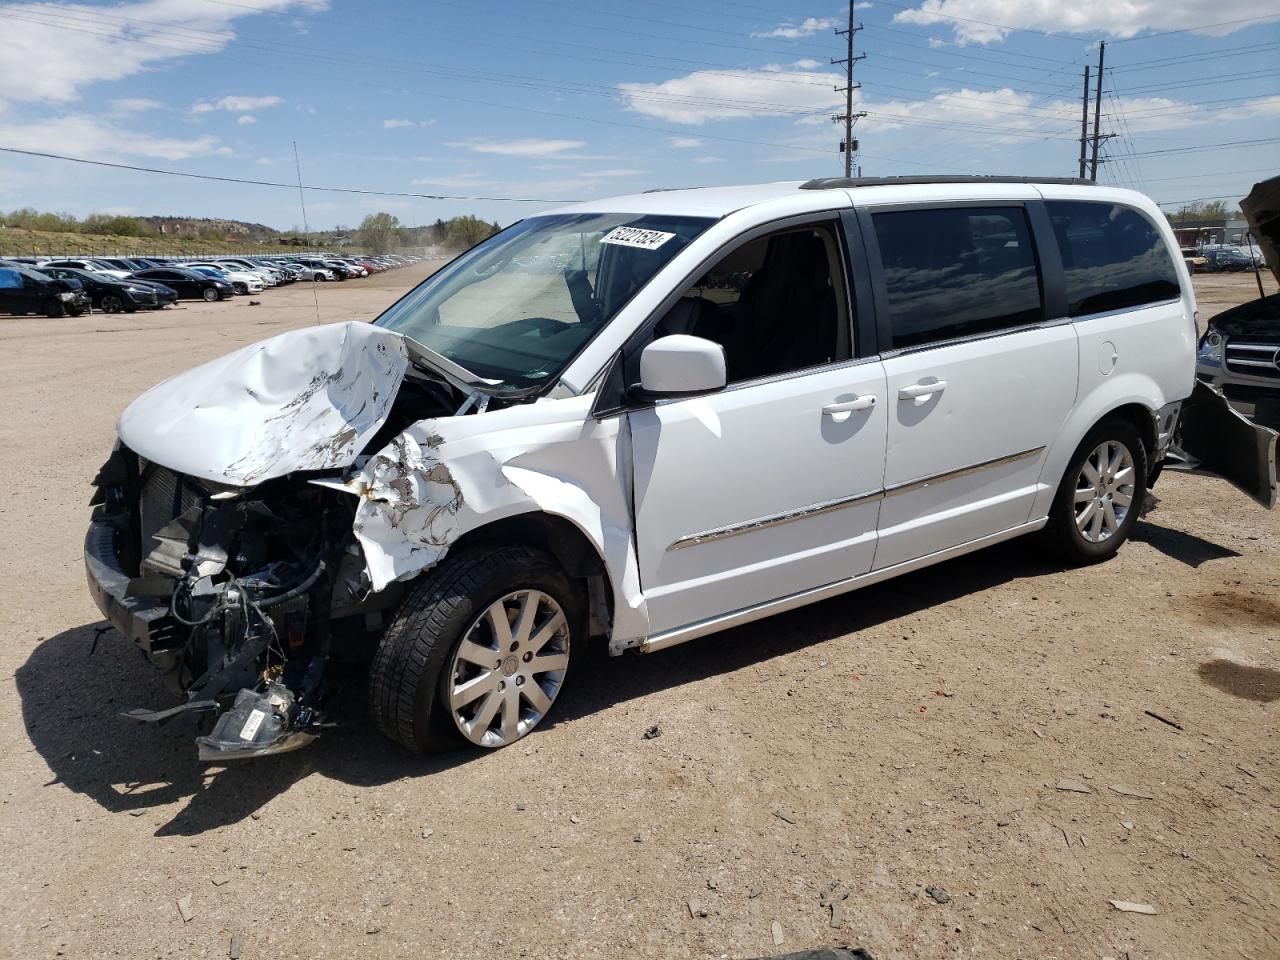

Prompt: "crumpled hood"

[118,320,409,486]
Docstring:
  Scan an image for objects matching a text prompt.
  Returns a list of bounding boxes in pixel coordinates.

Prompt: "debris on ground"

[569,814,582,824]
[228,934,241,960]
[925,886,951,904]
[830,900,846,928]
[643,725,662,740]
[1121,820,1135,831]
[1055,778,1092,794]
[749,886,763,899]
[366,924,380,934]
[210,875,231,887]
[127,809,146,818]
[687,899,707,919]
[774,810,797,825]
[771,920,785,946]
[1144,709,1184,731]
[1109,900,1158,915]
[515,801,527,811]
[421,827,434,839]
[1110,785,1155,800]
[176,895,194,923]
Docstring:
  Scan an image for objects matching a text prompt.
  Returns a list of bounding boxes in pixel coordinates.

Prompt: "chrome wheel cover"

[1074,440,1135,543]
[447,589,570,748]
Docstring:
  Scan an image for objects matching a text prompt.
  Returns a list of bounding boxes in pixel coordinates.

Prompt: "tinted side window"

[1046,201,1180,317]
[656,223,851,384]
[872,206,1042,350]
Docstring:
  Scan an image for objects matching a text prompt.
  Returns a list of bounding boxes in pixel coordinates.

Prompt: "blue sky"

[0,0,1277,229]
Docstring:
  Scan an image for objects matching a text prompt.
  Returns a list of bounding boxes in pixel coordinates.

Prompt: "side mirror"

[636,334,727,399]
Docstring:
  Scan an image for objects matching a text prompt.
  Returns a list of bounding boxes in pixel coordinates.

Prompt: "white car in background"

[84,177,1276,763]
[38,257,132,280]
[184,262,265,295]
[208,259,277,286]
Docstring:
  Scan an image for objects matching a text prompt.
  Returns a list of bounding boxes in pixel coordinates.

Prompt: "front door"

[628,219,888,635]
[866,203,1079,569]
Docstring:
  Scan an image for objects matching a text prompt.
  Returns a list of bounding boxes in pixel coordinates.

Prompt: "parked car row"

[0,252,420,316]
[1182,243,1265,273]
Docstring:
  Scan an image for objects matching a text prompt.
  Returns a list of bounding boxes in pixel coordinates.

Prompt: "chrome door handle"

[898,379,947,400]
[822,395,877,415]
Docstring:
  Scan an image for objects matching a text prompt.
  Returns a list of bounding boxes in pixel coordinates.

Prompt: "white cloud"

[0,113,222,160]
[109,97,161,114]
[691,156,723,165]
[0,1,325,103]
[892,0,1278,44]
[792,58,822,69]
[620,68,843,124]
[579,168,645,177]
[237,114,256,125]
[668,137,705,148]
[192,94,283,114]
[383,118,415,128]
[753,16,839,39]
[862,87,1280,141]
[448,138,587,157]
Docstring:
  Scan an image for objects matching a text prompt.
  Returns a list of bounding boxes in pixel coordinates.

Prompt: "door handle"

[898,379,947,400]
[822,395,877,415]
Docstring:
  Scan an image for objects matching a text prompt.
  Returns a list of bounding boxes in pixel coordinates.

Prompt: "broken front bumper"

[84,511,181,668]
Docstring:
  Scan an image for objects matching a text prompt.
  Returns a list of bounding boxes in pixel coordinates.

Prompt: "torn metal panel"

[345,397,650,644]
[118,321,408,486]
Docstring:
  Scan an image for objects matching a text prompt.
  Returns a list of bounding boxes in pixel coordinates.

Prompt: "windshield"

[375,212,714,391]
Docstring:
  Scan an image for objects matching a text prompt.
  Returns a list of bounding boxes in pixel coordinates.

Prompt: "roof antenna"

[293,140,321,326]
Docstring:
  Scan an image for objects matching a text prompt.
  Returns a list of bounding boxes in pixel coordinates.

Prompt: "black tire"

[1042,417,1147,565]
[45,301,66,318]
[201,287,220,302]
[233,282,247,295]
[66,305,84,317]
[368,545,585,755]
[101,294,123,314]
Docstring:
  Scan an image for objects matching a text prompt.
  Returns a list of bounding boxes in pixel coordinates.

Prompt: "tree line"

[355,212,501,254]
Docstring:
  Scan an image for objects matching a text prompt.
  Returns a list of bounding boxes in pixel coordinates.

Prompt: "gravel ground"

[1,267,1276,960]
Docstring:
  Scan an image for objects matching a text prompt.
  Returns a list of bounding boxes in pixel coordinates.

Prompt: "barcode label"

[600,227,675,250]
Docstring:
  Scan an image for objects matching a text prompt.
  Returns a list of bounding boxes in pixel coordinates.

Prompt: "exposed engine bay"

[87,329,487,761]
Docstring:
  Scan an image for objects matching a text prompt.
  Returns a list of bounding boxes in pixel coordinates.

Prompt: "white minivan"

[85,177,1276,760]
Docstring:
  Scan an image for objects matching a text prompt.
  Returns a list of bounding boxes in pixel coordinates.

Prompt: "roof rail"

[800,175,1095,190]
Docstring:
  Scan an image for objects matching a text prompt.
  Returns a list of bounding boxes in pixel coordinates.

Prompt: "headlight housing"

[1197,329,1223,364]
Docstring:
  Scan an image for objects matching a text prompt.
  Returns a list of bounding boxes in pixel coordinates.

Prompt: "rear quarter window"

[1046,200,1181,317]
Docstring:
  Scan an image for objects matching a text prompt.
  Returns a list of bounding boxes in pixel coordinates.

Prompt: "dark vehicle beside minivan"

[127,268,234,301]
[0,262,91,316]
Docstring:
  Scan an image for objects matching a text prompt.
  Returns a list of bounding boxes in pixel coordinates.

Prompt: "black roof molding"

[800,175,1095,190]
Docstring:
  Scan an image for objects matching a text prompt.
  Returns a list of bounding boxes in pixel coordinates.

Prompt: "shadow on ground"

[17,536,1065,836]
[1132,520,1242,567]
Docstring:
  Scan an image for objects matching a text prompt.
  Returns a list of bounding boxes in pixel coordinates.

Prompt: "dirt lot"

[1,267,1276,960]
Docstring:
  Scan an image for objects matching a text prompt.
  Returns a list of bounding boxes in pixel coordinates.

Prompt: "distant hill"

[143,216,282,240]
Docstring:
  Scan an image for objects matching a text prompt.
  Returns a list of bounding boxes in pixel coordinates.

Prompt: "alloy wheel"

[1073,440,1135,543]
[446,589,570,748]
[102,295,122,313]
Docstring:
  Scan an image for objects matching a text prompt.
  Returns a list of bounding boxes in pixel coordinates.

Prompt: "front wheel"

[201,287,219,302]
[368,546,584,755]
[101,294,123,314]
[1042,418,1147,565]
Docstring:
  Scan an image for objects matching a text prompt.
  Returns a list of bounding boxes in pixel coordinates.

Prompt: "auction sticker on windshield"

[600,227,676,250]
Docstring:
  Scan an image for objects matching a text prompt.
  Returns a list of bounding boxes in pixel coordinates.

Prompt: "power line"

[0,147,580,202]
[1109,14,1280,43]
[1129,137,1280,157]
[832,2,866,177]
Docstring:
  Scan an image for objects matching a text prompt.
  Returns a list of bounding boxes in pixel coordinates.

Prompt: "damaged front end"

[86,443,375,761]
[82,321,481,761]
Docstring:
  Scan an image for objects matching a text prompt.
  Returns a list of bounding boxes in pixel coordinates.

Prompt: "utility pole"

[1089,41,1106,181]
[1078,66,1090,180]
[832,1,866,178]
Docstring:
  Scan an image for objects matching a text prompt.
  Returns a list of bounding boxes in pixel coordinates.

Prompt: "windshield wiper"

[402,337,543,400]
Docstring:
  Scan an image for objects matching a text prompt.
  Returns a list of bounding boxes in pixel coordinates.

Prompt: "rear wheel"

[1042,418,1147,564]
[201,287,219,302]
[368,545,584,755]
[101,294,123,314]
